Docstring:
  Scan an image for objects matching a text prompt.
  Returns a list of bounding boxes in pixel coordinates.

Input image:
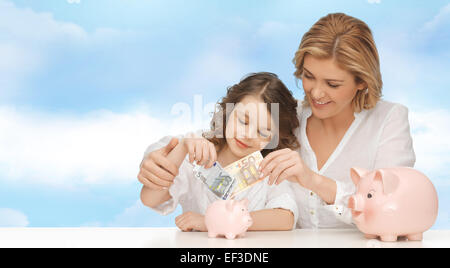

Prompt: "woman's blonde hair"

[293,13,382,112]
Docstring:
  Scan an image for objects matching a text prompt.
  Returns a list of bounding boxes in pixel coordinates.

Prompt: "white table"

[0,228,449,248]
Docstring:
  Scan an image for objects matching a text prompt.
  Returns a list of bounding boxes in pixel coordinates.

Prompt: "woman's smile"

[311,98,333,109]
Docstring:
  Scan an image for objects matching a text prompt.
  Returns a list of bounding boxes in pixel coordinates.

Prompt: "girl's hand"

[259,148,318,190]
[175,212,207,232]
[182,133,217,169]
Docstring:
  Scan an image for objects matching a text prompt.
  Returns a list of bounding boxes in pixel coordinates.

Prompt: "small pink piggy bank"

[348,167,438,242]
[204,199,253,239]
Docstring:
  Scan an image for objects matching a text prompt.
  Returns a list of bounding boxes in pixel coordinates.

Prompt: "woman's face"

[301,54,367,119]
[225,95,275,158]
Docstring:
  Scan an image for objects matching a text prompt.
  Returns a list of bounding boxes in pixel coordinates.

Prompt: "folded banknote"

[193,151,264,200]
[223,150,264,198]
[193,161,236,200]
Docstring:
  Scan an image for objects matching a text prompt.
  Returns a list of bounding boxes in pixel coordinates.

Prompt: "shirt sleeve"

[322,180,356,226]
[373,104,416,169]
[265,181,299,229]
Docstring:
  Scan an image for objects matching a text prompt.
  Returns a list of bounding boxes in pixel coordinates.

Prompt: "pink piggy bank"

[204,199,253,239]
[348,167,438,242]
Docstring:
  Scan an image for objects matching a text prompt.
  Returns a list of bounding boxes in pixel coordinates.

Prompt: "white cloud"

[103,200,180,227]
[376,2,450,108]
[0,0,87,45]
[409,108,450,185]
[79,200,179,227]
[420,3,450,33]
[175,36,251,96]
[0,104,194,187]
[256,21,290,37]
[368,0,381,4]
[0,208,29,227]
[0,0,121,96]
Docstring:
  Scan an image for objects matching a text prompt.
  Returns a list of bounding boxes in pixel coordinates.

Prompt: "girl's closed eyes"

[237,112,272,139]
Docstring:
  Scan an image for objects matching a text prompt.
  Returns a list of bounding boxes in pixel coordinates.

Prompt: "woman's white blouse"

[294,100,416,229]
[142,132,299,227]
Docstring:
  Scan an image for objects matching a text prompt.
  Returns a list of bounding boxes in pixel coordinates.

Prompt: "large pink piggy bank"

[204,199,253,239]
[348,167,438,242]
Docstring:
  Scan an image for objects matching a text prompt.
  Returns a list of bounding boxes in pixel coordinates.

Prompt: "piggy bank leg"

[364,234,378,239]
[225,233,237,240]
[208,231,218,238]
[407,233,423,241]
[237,233,246,238]
[380,235,398,242]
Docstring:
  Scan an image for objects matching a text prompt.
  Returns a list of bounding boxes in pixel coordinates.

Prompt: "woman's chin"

[311,105,338,119]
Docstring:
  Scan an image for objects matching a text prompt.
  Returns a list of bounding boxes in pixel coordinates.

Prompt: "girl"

[139,72,300,231]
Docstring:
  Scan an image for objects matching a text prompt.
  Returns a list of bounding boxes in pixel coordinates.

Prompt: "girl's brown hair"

[203,72,300,157]
[293,13,383,112]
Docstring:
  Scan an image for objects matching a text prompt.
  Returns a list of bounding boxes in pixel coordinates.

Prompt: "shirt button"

[310,210,315,215]
[310,191,314,196]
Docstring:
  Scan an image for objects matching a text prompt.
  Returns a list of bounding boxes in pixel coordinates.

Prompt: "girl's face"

[225,95,276,158]
[301,54,367,119]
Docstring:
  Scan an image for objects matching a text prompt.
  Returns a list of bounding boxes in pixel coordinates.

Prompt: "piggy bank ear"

[225,200,236,212]
[239,198,249,208]
[375,169,399,195]
[350,167,369,185]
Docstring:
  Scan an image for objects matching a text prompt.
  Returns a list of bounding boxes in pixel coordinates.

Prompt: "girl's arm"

[248,208,294,231]
[140,140,188,208]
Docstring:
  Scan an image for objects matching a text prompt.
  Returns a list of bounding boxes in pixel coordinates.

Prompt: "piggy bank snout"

[348,194,364,212]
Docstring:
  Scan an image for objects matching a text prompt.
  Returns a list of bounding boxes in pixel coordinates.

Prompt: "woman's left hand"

[259,148,317,189]
[175,211,207,232]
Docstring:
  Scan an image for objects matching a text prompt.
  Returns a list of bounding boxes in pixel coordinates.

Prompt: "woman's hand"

[259,148,318,190]
[175,211,207,232]
[137,138,180,191]
[182,133,217,169]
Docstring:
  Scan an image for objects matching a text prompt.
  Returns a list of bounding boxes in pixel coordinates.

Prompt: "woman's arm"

[140,140,188,208]
[260,148,338,204]
[248,208,295,231]
[140,135,218,209]
[309,173,337,205]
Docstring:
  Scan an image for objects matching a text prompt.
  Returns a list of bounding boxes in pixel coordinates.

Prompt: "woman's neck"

[311,104,355,134]
[216,144,239,167]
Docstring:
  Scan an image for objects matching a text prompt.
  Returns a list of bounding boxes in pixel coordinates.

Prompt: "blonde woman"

[259,13,415,228]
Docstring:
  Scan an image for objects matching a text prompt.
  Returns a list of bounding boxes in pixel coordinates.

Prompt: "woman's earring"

[364,88,369,95]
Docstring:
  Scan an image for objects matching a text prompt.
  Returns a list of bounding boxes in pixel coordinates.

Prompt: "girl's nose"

[238,121,257,139]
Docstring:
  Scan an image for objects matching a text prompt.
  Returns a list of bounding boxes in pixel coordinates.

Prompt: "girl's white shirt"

[294,99,415,229]
[142,131,299,227]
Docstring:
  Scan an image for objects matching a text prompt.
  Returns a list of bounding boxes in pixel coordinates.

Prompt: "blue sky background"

[0,0,449,229]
